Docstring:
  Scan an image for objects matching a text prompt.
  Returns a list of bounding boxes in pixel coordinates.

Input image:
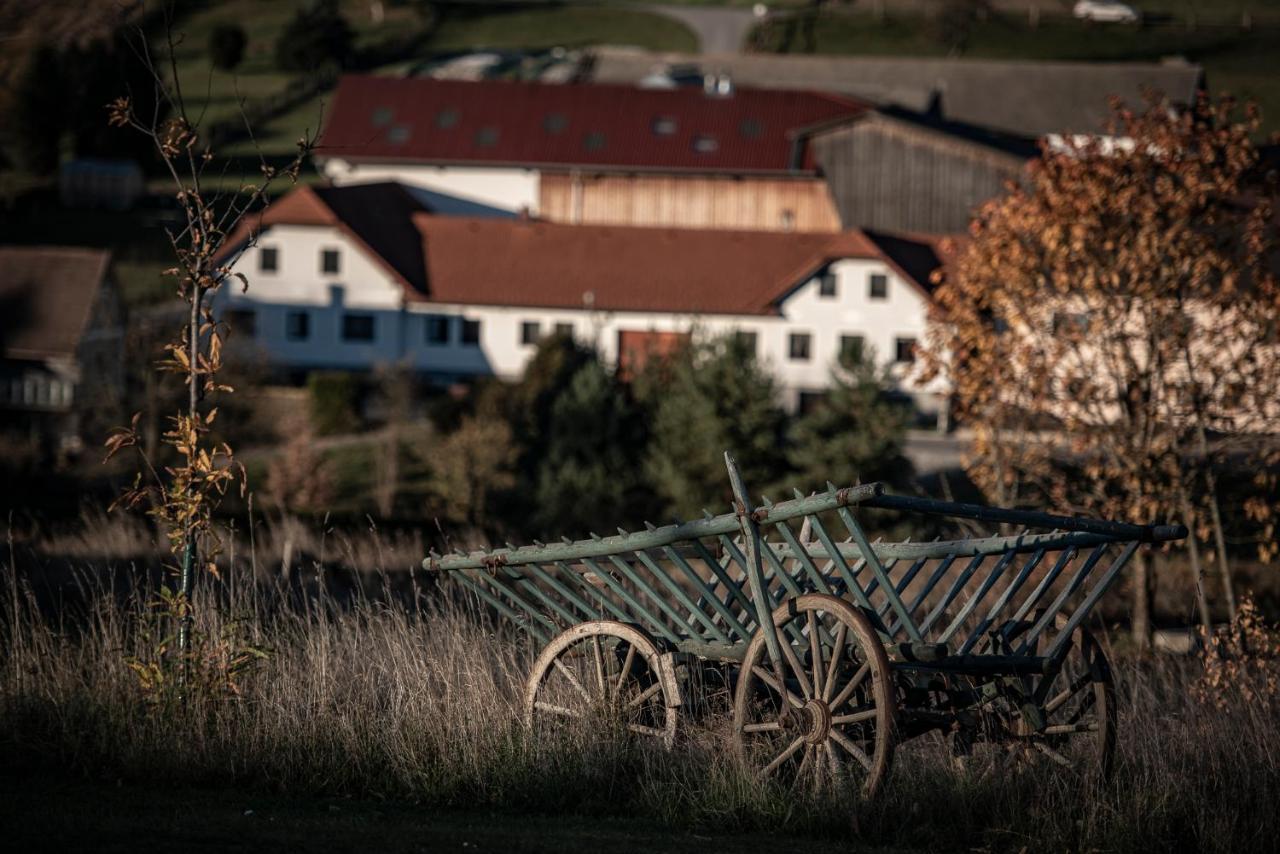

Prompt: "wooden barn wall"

[539,174,842,233]
[813,122,1024,234]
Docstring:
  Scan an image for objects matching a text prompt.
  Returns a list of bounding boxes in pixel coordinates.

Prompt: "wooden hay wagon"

[424,455,1186,794]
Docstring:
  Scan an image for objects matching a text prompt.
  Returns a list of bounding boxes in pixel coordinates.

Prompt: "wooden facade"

[539,173,842,233]
[812,114,1028,234]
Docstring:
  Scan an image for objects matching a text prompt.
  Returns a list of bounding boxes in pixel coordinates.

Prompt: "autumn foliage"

[924,93,1280,564]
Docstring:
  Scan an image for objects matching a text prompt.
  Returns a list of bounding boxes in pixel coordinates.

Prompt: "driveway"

[645,4,759,53]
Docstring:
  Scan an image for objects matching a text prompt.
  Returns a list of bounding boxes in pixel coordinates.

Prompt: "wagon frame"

[425,454,1185,794]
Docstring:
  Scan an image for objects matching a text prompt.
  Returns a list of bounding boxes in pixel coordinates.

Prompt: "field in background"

[751,8,1280,135]
[2,518,1277,853]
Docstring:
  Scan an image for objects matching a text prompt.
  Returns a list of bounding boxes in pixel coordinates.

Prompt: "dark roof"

[587,48,1204,140]
[864,230,959,295]
[218,182,432,291]
[317,75,869,174]
[0,246,111,361]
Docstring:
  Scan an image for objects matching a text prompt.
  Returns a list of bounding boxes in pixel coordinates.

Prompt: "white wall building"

[215,183,950,419]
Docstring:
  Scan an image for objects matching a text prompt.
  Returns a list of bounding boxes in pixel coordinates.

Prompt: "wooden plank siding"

[539,173,843,233]
[812,115,1027,234]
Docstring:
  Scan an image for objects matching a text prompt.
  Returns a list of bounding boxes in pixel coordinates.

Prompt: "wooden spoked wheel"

[733,594,896,796]
[523,621,680,749]
[1001,618,1117,778]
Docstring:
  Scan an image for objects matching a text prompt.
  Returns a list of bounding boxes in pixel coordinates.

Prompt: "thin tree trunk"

[1178,490,1213,633]
[1205,486,1236,620]
[1131,549,1153,651]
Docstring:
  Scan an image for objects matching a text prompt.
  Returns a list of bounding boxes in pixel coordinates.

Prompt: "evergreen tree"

[275,0,354,72]
[638,334,790,520]
[209,24,248,71]
[788,350,914,492]
[11,45,65,174]
[533,359,641,536]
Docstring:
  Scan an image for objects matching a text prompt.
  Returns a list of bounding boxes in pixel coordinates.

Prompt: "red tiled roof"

[0,246,111,361]
[411,215,890,316]
[317,75,869,174]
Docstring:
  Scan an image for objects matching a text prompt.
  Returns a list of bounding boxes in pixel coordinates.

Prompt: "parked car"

[1073,0,1141,23]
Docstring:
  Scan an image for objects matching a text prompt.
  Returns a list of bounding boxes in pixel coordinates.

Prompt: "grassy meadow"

[2,513,1277,852]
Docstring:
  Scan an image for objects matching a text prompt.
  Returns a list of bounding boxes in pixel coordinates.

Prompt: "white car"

[1073,0,1141,23]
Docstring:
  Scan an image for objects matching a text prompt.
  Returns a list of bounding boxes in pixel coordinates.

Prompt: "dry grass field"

[2,517,1277,852]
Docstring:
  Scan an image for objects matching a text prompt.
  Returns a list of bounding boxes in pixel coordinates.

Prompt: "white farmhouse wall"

[322,157,540,214]
[217,224,947,416]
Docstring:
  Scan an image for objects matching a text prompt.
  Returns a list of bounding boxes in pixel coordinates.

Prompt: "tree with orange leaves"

[924,92,1280,645]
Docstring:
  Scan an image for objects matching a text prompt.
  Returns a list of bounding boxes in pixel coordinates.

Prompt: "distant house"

[213,183,952,420]
[0,246,125,455]
[315,75,863,233]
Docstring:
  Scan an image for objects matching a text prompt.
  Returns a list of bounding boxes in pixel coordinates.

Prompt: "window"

[461,318,481,346]
[798,391,827,415]
[789,332,811,361]
[285,311,310,341]
[894,337,916,363]
[435,108,459,130]
[225,308,256,338]
[818,271,837,298]
[692,134,719,153]
[321,248,341,274]
[840,334,864,364]
[259,247,278,273]
[554,322,574,338]
[651,115,678,136]
[342,313,375,342]
[520,320,541,345]
[425,314,451,345]
[869,274,888,300]
[735,330,758,355]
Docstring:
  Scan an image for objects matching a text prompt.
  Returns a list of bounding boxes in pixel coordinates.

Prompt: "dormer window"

[651,116,678,136]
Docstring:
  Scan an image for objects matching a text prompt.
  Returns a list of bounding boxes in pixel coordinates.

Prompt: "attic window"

[386,125,410,144]
[583,131,606,152]
[435,108,459,129]
[371,106,394,127]
[692,134,718,153]
[739,118,763,139]
[651,115,678,136]
[475,126,499,147]
[543,112,568,134]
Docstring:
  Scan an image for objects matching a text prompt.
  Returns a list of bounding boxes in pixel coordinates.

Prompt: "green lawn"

[751,11,1280,134]
[424,6,698,54]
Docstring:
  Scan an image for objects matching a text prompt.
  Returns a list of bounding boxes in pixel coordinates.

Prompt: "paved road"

[646,4,759,54]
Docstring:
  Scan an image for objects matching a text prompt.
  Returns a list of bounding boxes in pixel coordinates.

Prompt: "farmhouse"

[213,182,950,419]
[0,246,124,456]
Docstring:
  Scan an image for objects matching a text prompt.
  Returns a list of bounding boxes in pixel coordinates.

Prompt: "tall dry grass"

[1,538,1277,852]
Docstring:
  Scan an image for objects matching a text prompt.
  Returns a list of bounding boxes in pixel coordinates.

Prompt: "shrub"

[208,23,247,71]
[274,0,354,72]
[307,371,360,436]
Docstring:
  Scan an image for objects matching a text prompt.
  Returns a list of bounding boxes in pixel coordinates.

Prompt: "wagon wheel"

[733,594,896,797]
[523,621,680,749]
[998,616,1116,779]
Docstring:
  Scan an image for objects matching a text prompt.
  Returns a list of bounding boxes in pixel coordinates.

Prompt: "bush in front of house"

[307,371,360,436]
